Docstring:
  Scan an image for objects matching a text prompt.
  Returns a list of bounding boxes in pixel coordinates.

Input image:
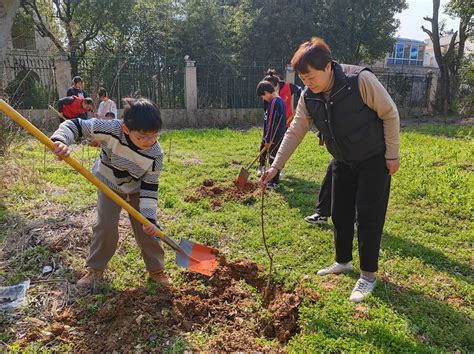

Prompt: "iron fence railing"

[79,56,185,109]
[2,53,434,112]
[197,63,286,109]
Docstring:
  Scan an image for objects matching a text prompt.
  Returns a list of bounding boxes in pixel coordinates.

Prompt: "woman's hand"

[386,158,400,175]
[260,166,279,189]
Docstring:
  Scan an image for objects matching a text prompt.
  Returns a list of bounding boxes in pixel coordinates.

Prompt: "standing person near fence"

[263,69,302,128]
[51,98,171,287]
[56,96,93,122]
[261,37,400,303]
[257,69,302,178]
[96,87,118,119]
[67,76,88,98]
[256,80,287,189]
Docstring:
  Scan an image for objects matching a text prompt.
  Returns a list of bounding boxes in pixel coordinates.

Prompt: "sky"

[395,0,460,41]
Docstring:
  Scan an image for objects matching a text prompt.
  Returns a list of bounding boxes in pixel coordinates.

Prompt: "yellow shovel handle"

[48,104,65,121]
[0,99,166,242]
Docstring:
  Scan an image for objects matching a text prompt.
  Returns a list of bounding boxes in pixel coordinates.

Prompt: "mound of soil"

[184,179,260,210]
[16,258,318,351]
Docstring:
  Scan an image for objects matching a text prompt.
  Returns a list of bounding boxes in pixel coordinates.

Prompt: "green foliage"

[315,0,407,64]
[5,70,58,109]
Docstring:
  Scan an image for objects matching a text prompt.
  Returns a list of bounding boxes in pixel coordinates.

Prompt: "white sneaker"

[317,262,354,276]
[349,278,376,303]
[257,166,264,177]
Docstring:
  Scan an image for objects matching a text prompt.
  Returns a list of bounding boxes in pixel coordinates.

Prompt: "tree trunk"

[69,54,79,78]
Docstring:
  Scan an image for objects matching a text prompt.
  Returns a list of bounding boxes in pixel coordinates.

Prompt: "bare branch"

[21,0,67,56]
[421,25,433,39]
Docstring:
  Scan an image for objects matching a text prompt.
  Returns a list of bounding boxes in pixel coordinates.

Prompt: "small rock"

[148,332,159,341]
[136,314,144,326]
[182,320,193,331]
[42,265,53,275]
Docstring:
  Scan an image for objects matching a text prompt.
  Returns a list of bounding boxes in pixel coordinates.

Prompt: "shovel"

[0,99,218,277]
[48,104,65,121]
[236,146,268,187]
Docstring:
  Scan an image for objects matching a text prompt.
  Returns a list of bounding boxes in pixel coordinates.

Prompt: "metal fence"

[296,71,433,109]
[378,73,433,108]
[196,63,286,109]
[1,53,58,109]
[79,56,185,109]
[2,53,435,112]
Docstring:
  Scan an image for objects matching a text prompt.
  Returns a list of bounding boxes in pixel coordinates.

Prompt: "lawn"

[0,122,472,351]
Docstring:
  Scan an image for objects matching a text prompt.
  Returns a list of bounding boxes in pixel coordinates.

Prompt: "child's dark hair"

[256,81,275,96]
[123,98,162,132]
[84,97,93,105]
[263,69,279,87]
[98,87,108,98]
[291,37,332,73]
[105,111,115,119]
[73,76,82,84]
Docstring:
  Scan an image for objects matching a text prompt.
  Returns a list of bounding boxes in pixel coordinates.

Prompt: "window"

[404,45,411,59]
[396,44,404,58]
[410,45,418,60]
[11,10,36,50]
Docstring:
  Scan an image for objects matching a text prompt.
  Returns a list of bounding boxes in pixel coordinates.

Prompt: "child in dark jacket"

[256,80,286,188]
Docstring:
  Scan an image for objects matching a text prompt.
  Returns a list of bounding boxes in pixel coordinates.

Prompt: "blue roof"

[396,37,426,44]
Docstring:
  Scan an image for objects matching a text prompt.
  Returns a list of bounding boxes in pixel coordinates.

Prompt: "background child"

[105,111,116,119]
[256,80,286,189]
[96,87,118,119]
[51,98,170,286]
[67,76,88,98]
[263,69,302,128]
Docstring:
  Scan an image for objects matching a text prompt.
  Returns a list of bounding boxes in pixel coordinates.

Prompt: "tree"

[422,0,473,116]
[21,0,133,76]
[316,0,407,64]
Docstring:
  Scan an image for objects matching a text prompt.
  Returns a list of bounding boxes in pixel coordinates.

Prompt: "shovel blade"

[175,239,219,277]
[236,167,249,188]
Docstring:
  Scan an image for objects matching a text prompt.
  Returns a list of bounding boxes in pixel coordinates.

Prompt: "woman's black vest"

[304,62,385,162]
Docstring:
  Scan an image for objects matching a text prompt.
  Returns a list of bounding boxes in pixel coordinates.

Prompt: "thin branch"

[21,0,67,56]
[423,16,434,23]
[421,25,434,39]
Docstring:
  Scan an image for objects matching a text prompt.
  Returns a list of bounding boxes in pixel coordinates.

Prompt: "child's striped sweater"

[51,118,163,224]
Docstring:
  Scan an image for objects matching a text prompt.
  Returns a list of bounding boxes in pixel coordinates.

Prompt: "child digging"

[51,97,170,286]
[256,80,286,189]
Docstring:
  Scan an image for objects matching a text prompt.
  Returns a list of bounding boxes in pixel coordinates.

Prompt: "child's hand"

[53,141,71,157]
[143,224,158,236]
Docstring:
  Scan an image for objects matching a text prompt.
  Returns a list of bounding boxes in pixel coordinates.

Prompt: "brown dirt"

[12,258,318,351]
[184,179,260,210]
[2,181,317,351]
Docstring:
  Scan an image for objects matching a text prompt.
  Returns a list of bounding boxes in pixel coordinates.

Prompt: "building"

[424,30,474,68]
[1,6,71,106]
[371,37,435,75]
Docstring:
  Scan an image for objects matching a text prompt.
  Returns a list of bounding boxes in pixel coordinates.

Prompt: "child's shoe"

[77,267,104,287]
[349,278,376,303]
[257,166,265,177]
[149,270,172,285]
[317,262,354,276]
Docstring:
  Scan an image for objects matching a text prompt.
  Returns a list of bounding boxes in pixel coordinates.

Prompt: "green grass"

[0,123,472,351]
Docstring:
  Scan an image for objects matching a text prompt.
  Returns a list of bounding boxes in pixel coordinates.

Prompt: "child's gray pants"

[86,190,165,272]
